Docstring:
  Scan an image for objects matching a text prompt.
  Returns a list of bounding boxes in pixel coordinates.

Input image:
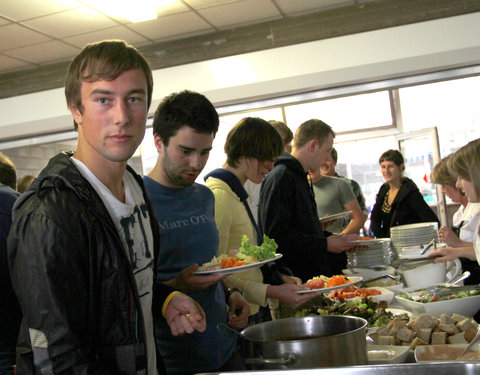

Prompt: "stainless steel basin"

[197,362,480,375]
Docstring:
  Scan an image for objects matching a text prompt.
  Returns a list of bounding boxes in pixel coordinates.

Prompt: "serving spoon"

[216,323,250,340]
[425,271,471,295]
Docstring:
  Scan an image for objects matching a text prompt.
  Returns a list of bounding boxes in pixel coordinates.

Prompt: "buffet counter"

[198,362,480,375]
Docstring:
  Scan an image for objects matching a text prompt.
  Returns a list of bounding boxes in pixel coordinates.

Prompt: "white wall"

[1,12,480,141]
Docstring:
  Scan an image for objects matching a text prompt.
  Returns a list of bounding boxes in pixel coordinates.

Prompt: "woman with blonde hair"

[430,138,480,264]
[431,154,480,284]
[431,155,480,247]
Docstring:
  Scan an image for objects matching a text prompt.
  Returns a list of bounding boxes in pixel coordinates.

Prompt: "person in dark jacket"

[0,152,21,375]
[7,40,206,375]
[258,119,360,283]
[370,149,439,238]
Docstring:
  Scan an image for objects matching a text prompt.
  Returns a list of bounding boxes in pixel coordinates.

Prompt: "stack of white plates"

[390,222,438,258]
[347,239,393,268]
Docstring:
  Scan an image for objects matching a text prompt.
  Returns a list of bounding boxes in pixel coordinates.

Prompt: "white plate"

[193,253,282,275]
[367,345,410,364]
[351,238,390,244]
[390,222,438,231]
[318,210,352,223]
[342,287,395,305]
[296,276,363,294]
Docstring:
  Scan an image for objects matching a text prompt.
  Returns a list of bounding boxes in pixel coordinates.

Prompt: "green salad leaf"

[238,234,278,261]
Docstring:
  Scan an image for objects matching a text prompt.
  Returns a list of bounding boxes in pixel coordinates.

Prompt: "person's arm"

[161,263,225,293]
[266,283,320,308]
[225,289,249,329]
[429,246,476,262]
[439,226,472,248]
[8,212,114,374]
[341,198,366,235]
[160,292,206,336]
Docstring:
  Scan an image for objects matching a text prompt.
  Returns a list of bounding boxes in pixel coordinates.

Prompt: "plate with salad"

[297,274,363,294]
[194,234,281,275]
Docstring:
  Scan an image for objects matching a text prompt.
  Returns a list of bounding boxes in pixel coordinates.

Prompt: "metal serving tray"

[197,362,480,375]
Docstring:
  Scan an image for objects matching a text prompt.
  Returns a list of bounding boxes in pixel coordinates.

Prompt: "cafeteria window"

[398,75,480,157]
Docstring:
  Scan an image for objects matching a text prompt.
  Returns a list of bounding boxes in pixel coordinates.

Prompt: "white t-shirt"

[474,221,480,266]
[452,202,480,242]
[72,158,157,375]
[244,180,261,224]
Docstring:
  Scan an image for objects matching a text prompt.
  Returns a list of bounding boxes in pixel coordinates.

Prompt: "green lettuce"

[238,234,278,261]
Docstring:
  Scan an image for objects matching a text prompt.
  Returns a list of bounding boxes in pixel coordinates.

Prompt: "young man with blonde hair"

[8,40,205,374]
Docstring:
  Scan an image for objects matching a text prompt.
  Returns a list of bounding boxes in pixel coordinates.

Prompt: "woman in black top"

[370,149,439,238]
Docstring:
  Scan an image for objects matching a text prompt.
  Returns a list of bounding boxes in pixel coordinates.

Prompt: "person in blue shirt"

[144,90,249,375]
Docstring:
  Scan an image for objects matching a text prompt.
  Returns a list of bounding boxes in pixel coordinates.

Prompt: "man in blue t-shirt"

[144,90,249,375]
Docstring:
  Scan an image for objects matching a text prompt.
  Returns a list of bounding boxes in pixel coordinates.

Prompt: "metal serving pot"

[239,315,368,369]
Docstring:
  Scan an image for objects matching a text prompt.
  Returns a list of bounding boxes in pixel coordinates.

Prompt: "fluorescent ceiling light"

[82,0,174,23]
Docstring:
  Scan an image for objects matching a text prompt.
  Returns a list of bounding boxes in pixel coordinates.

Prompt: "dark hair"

[331,147,338,163]
[225,117,283,168]
[293,119,335,148]
[65,40,153,130]
[379,149,404,166]
[152,90,219,145]
[268,120,293,146]
[0,151,17,190]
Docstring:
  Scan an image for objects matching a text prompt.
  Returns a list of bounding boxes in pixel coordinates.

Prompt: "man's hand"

[164,293,206,336]
[327,234,361,253]
[281,274,302,285]
[168,263,226,293]
[267,283,320,308]
[227,291,249,329]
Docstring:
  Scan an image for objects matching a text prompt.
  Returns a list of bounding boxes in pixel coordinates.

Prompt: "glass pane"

[398,137,437,204]
[399,76,480,156]
[284,91,393,133]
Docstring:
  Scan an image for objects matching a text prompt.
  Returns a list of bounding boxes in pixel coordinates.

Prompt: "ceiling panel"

[0,23,52,51]
[3,40,80,65]
[128,12,213,41]
[198,0,281,28]
[184,0,243,10]
[155,0,190,17]
[22,7,118,38]
[0,54,34,73]
[63,26,152,48]
[0,0,80,21]
[275,0,354,15]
